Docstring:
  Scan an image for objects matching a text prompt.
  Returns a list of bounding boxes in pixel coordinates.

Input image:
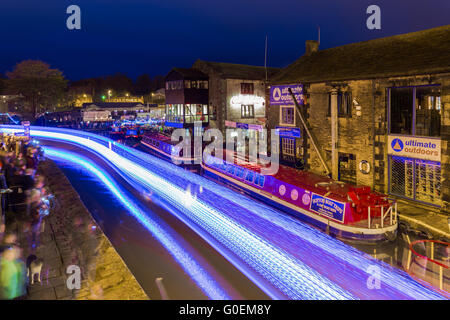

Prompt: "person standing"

[0,246,27,300]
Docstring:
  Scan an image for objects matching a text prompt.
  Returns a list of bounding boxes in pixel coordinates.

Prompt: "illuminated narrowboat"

[201,151,398,242]
[140,132,201,169]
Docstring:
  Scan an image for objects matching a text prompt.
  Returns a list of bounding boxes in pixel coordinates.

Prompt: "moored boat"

[201,151,398,242]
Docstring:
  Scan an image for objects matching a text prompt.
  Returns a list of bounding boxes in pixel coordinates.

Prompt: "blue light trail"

[1,126,447,300]
[44,146,231,300]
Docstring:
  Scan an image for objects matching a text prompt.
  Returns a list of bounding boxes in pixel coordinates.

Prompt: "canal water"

[54,131,450,296]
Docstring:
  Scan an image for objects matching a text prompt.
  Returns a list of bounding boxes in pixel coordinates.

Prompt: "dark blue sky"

[1,0,449,80]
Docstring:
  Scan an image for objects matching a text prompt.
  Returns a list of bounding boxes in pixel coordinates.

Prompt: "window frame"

[327,90,352,117]
[241,104,255,119]
[241,83,254,95]
[388,84,441,137]
[279,106,296,126]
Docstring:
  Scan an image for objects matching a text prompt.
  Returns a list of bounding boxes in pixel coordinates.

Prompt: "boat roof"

[222,150,361,202]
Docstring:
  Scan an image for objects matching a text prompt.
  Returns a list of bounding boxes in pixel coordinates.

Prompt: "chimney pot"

[305,40,319,55]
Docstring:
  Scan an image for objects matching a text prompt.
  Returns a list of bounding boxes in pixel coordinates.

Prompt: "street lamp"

[108,90,112,101]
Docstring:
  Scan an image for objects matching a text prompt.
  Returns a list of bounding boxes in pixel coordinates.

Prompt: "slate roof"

[272,25,450,84]
[168,68,208,79]
[193,59,281,80]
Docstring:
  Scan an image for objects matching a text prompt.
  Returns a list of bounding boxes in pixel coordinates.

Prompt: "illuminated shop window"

[241,104,254,119]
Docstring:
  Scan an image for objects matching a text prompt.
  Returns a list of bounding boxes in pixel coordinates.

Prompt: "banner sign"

[310,194,345,222]
[225,120,237,128]
[236,123,248,129]
[275,126,301,138]
[388,135,441,162]
[270,84,304,105]
[248,124,263,131]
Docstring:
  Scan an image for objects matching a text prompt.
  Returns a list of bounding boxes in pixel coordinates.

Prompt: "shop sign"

[275,126,301,138]
[270,84,304,105]
[225,120,236,128]
[388,135,441,162]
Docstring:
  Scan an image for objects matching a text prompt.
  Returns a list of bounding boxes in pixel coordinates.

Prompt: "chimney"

[305,40,319,55]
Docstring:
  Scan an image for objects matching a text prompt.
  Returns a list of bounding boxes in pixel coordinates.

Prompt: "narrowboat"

[140,131,201,171]
[201,151,398,242]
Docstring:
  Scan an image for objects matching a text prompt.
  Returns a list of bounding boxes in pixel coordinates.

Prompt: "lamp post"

[108,90,112,102]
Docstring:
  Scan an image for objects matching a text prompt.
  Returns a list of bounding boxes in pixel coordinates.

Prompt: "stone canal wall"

[34,159,148,300]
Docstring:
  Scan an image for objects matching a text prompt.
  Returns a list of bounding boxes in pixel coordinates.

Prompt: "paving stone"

[55,284,72,299]
[27,287,57,300]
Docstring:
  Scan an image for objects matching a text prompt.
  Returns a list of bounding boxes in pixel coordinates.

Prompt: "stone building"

[192,60,279,134]
[269,25,450,212]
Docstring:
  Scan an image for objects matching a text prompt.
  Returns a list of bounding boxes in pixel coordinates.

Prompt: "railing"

[408,239,449,292]
[367,200,397,229]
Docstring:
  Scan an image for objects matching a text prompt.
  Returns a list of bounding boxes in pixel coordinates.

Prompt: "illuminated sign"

[388,135,441,162]
[225,121,263,131]
[225,120,236,128]
[310,194,345,222]
[270,84,304,105]
[230,94,265,108]
[275,126,301,138]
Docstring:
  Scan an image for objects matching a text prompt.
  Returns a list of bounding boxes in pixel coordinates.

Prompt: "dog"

[26,254,43,285]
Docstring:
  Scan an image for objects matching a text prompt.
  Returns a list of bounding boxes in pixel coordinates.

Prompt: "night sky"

[1,0,449,80]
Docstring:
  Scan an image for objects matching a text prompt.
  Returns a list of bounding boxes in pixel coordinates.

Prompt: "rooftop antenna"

[264,35,268,82]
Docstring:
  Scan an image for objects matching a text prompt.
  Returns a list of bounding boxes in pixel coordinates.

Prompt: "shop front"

[387,84,442,207]
[388,135,442,206]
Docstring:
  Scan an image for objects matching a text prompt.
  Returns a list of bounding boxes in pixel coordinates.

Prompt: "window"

[184,80,191,89]
[338,153,356,184]
[328,91,352,117]
[389,85,441,137]
[415,86,441,137]
[241,105,254,118]
[390,87,413,135]
[199,81,208,89]
[280,106,295,125]
[281,138,295,156]
[241,83,254,95]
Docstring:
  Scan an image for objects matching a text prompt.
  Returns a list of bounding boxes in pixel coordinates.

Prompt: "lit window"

[241,105,254,119]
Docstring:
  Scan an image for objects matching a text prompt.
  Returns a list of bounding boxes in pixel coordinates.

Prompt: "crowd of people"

[0,133,50,300]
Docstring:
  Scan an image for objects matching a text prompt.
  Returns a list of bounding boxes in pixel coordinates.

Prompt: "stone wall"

[268,73,450,213]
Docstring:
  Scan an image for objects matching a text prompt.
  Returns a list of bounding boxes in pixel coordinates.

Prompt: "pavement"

[15,160,148,300]
[396,199,450,241]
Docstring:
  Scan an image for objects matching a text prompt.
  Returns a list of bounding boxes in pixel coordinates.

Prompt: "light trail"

[44,147,231,300]
[2,126,447,299]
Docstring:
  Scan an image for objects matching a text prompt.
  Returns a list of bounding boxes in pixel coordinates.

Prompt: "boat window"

[254,174,265,188]
[245,171,255,183]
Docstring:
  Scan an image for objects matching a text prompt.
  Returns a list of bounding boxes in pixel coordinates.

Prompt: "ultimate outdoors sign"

[388,135,441,162]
